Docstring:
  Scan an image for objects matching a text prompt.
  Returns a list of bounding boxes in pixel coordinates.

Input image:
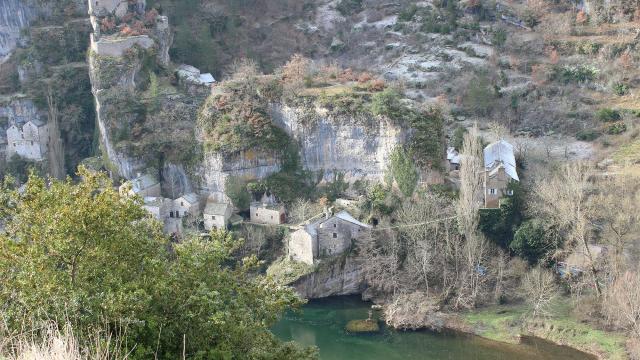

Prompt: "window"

[30,141,33,145]
[256,213,259,217]
[507,190,514,196]
[333,223,336,228]
[181,201,184,206]
[270,215,273,220]
[169,211,174,218]
[212,215,216,220]
[333,233,337,238]
[489,189,496,195]
[176,211,180,218]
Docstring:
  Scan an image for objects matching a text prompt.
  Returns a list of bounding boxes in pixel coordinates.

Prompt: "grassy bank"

[458,298,628,360]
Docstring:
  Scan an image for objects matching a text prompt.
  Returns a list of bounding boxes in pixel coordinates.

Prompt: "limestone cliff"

[291,254,366,299]
[200,102,406,200]
[0,0,34,61]
[272,104,406,182]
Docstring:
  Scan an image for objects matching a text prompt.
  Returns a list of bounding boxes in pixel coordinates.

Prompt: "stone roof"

[27,119,46,127]
[483,140,519,181]
[334,210,372,228]
[177,192,199,205]
[143,196,167,207]
[301,210,370,237]
[251,201,284,211]
[131,174,159,193]
[204,202,232,216]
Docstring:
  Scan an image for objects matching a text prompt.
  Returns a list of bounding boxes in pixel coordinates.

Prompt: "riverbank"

[273,295,603,360]
[451,299,628,360]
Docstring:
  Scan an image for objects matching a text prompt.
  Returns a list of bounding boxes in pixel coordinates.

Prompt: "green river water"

[272,296,595,360]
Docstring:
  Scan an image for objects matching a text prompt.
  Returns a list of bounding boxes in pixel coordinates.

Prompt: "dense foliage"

[0,169,315,359]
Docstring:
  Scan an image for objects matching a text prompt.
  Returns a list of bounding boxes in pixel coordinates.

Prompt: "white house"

[204,202,233,231]
[119,174,161,198]
[6,120,49,161]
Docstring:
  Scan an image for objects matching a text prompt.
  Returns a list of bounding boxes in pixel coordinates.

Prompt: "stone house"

[250,201,286,225]
[6,119,49,161]
[204,202,233,231]
[143,196,170,220]
[483,140,519,208]
[174,192,200,219]
[289,210,371,265]
[119,174,161,198]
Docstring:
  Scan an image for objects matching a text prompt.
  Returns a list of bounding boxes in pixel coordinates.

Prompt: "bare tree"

[522,266,559,317]
[46,86,65,179]
[289,198,322,225]
[455,123,489,308]
[534,162,602,297]
[594,167,640,280]
[604,271,640,337]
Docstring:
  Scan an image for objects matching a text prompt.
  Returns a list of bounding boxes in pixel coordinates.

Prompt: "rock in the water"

[346,319,380,333]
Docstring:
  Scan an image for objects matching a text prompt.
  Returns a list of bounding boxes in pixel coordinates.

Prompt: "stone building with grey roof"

[289,210,371,265]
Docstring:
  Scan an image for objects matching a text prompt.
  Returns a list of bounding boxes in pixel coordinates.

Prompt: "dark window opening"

[333,233,337,238]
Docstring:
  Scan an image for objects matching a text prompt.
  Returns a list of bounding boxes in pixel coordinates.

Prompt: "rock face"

[291,255,366,299]
[271,104,406,182]
[0,0,35,61]
[87,1,173,179]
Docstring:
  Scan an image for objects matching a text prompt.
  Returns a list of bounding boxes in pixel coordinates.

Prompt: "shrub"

[336,0,363,15]
[553,64,599,83]
[453,126,467,150]
[612,82,629,96]
[596,108,622,122]
[576,129,601,141]
[388,146,419,198]
[492,28,507,47]
[399,4,419,22]
[606,122,627,135]
[510,219,552,263]
[225,176,251,210]
[370,88,405,121]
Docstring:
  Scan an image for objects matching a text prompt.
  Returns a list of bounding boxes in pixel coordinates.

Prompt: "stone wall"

[289,229,316,265]
[317,217,359,257]
[90,34,154,57]
[291,254,366,299]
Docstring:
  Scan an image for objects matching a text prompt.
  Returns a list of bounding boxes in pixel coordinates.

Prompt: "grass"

[460,298,628,359]
[614,138,640,163]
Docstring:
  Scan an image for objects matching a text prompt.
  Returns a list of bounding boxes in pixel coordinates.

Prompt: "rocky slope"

[291,254,366,298]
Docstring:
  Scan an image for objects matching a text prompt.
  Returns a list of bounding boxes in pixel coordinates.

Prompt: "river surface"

[272,296,595,360]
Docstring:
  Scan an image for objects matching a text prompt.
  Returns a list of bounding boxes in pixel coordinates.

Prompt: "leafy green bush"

[409,108,445,169]
[553,64,599,83]
[511,219,553,263]
[465,73,496,116]
[336,0,363,15]
[388,146,419,198]
[0,170,314,359]
[576,129,601,141]
[606,122,627,135]
[596,108,622,122]
[370,88,405,120]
